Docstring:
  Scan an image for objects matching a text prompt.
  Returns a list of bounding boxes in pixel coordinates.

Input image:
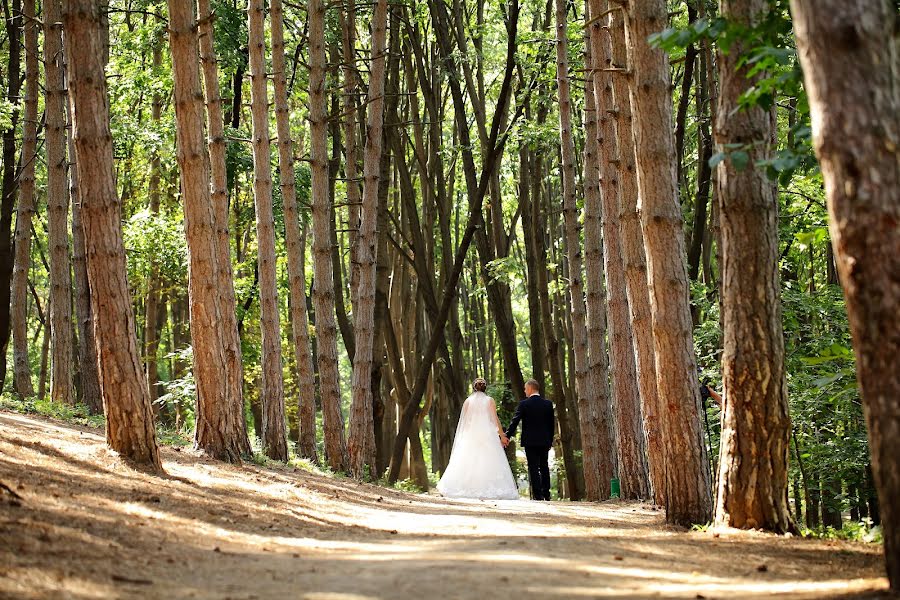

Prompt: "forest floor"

[0,410,892,600]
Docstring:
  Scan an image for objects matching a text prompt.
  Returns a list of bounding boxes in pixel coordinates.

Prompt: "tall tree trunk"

[10,0,38,398]
[590,0,650,500]
[340,0,361,296]
[347,0,388,479]
[168,0,249,462]
[45,0,74,406]
[248,0,289,461]
[65,58,102,414]
[713,0,795,534]
[270,0,317,462]
[63,0,161,470]
[0,0,22,391]
[790,0,899,586]
[310,0,349,471]
[624,0,712,525]
[604,3,664,505]
[144,26,164,408]
[197,0,250,454]
[558,0,611,502]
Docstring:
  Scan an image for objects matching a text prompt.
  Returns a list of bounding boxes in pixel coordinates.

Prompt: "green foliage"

[0,394,106,429]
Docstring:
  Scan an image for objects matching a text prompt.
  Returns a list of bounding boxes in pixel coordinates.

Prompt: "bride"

[437,378,520,500]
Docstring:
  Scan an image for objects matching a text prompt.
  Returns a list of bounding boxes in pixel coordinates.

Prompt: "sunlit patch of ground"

[0,410,889,599]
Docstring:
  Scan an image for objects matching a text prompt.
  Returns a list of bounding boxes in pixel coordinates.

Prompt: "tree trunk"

[589,0,649,501]
[270,0,318,463]
[46,0,74,406]
[558,0,612,502]
[65,63,102,415]
[145,26,164,408]
[10,0,38,398]
[247,0,289,461]
[790,0,899,586]
[713,0,795,534]
[347,0,388,479]
[197,0,250,453]
[63,0,161,470]
[310,0,349,471]
[168,0,249,462]
[624,0,712,525]
[605,4,664,505]
[0,0,22,391]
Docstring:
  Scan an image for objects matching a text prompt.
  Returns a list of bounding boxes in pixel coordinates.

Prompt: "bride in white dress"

[437,379,520,500]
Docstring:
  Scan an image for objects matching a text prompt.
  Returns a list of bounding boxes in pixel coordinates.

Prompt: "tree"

[310,0,349,471]
[624,0,712,524]
[790,0,899,587]
[63,0,161,470]
[197,0,250,454]
[604,2,664,506]
[348,0,389,479]
[713,0,794,533]
[168,0,249,462]
[46,0,74,406]
[248,0,289,461]
[270,0,318,462]
[0,0,22,391]
[557,0,610,501]
[589,0,650,501]
[10,0,39,399]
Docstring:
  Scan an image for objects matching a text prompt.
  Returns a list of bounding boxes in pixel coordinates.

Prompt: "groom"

[504,379,555,501]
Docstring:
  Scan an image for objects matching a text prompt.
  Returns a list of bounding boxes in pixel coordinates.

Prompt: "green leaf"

[730,150,750,171]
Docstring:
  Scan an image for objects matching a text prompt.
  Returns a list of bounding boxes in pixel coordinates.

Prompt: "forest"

[0,0,897,596]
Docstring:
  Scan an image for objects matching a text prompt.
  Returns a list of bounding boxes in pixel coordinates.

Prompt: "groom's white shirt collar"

[527,393,541,399]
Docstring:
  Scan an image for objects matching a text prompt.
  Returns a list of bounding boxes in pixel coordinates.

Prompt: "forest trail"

[0,411,889,600]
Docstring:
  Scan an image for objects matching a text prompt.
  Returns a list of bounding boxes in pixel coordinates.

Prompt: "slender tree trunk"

[168,0,249,462]
[624,0,712,525]
[38,318,50,400]
[713,0,795,534]
[310,0,349,471]
[790,0,899,586]
[0,0,22,390]
[197,0,250,453]
[46,0,74,406]
[247,0,288,461]
[340,0,361,296]
[589,0,649,501]
[65,60,102,415]
[558,0,611,502]
[144,27,164,408]
[11,0,39,398]
[347,0,388,479]
[63,0,161,470]
[270,0,317,462]
[604,3,664,505]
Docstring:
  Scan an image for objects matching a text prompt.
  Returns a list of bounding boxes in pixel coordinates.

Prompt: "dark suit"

[505,394,555,500]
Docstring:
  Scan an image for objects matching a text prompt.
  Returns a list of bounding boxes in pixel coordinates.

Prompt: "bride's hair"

[472,378,488,392]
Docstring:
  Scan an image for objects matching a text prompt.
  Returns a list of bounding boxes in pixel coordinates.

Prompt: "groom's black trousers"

[524,446,552,500]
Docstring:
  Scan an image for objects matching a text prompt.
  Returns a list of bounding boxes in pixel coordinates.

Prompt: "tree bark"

[605,3,664,505]
[790,0,899,586]
[65,58,102,415]
[46,0,75,406]
[0,0,22,391]
[63,0,161,470]
[347,0,388,479]
[145,25,164,408]
[558,0,611,502]
[310,0,349,471]
[624,0,712,524]
[712,0,795,533]
[588,0,649,500]
[270,0,318,462]
[168,0,249,462]
[10,0,38,398]
[197,0,250,454]
[247,0,289,461]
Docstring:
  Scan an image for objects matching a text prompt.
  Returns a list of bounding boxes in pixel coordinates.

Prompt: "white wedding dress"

[436,391,520,500]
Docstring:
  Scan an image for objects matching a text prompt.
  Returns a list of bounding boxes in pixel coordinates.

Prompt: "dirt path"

[0,411,890,599]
